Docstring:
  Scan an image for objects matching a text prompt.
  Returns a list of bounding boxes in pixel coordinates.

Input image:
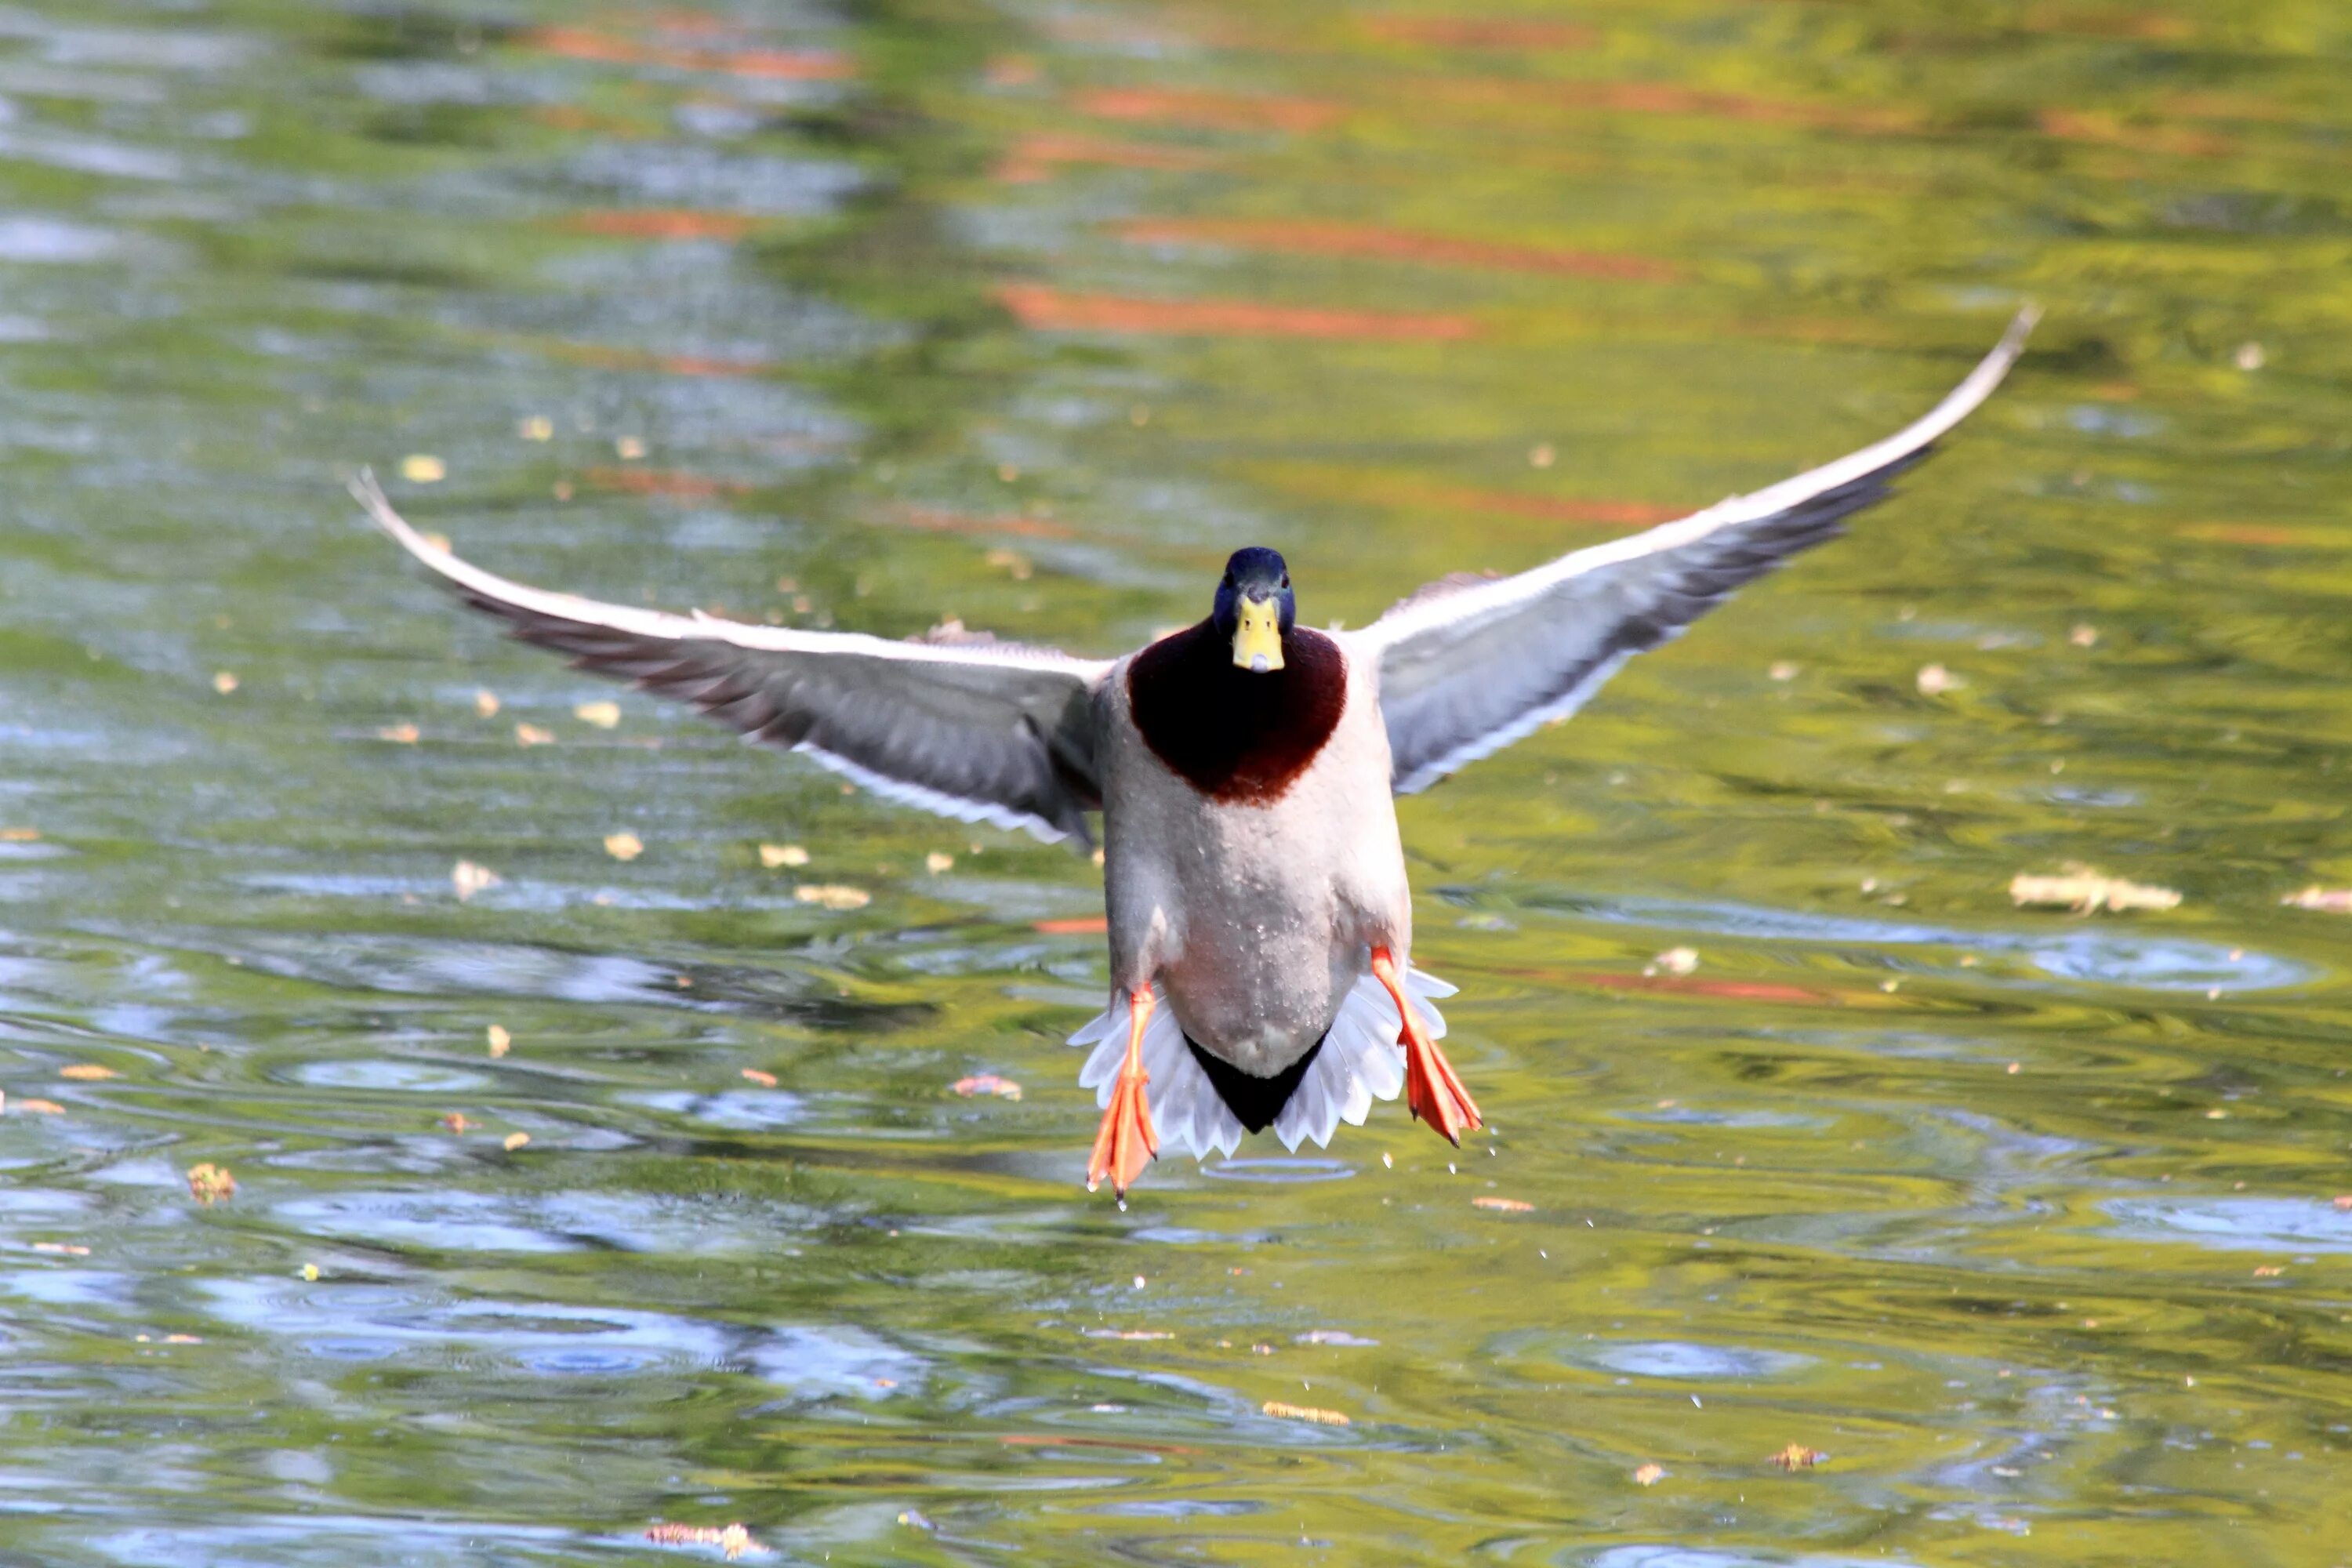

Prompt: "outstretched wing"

[354,474,1112,845]
[1360,308,2037,794]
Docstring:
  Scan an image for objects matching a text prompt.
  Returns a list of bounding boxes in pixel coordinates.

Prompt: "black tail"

[1185,1033,1325,1133]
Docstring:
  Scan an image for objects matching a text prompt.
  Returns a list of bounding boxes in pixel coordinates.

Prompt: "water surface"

[2,1,2349,1563]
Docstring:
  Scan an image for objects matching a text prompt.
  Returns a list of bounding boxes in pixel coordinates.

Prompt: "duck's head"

[1213,547,1294,674]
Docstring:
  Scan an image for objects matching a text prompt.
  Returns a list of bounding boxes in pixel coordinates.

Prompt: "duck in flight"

[357,308,2034,1198]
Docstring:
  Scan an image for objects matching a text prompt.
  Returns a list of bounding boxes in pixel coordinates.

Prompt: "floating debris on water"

[795,884,870,910]
[2010,865,2180,914]
[1769,1443,1828,1469]
[1472,1196,1534,1213]
[759,843,809,869]
[515,722,555,746]
[60,1065,116,1081]
[376,723,420,743]
[1263,1400,1349,1425]
[575,700,621,729]
[926,850,954,873]
[186,1163,236,1204]
[439,1112,472,1134]
[474,688,500,718]
[14,1098,63,1115]
[604,832,644,861]
[642,1523,764,1559]
[212,671,239,695]
[1646,946,1698,977]
[452,860,501,901]
[952,1073,1022,1101]
[486,1024,511,1057]
[1915,662,1960,695]
[741,1068,779,1087]
[2283,887,2352,913]
[503,1131,530,1151]
[1633,1462,1666,1486]
[398,453,446,483]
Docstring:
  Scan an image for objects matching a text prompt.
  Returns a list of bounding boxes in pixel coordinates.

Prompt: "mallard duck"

[356,308,2034,1196]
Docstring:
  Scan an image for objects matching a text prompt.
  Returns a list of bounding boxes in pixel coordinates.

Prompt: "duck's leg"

[1087,986,1160,1196]
[1369,946,1482,1145]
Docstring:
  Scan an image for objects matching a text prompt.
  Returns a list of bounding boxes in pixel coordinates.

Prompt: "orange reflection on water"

[535,339,771,379]
[2038,108,2234,158]
[993,132,1221,183]
[2176,521,2336,547]
[1033,916,1110,935]
[568,210,764,241]
[1073,86,1342,134]
[996,283,1476,340]
[1574,972,1828,1004]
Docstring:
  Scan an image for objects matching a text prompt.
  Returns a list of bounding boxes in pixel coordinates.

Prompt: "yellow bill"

[1231,595,1284,672]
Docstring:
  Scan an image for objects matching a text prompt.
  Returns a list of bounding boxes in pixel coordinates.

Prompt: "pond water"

[1,1,2348,1563]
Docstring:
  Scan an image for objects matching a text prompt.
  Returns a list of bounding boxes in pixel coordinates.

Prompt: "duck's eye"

[1279,575,1290,590]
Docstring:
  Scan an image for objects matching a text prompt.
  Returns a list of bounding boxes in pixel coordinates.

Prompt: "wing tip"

[347,464,454,571]
[1984,302,2041,379]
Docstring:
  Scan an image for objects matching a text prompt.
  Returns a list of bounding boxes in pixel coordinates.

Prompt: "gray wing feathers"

[352,473,1109,845]
[1367,308,2037,794]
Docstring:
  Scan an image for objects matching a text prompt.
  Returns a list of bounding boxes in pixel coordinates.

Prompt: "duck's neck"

[1126,620,1347,804]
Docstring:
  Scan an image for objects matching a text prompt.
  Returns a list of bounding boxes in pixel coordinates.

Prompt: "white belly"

[1098,649,1412,1076]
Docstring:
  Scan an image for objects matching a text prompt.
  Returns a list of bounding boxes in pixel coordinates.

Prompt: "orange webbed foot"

[1087,988,1160,1197]
[1370,946,1483,1145]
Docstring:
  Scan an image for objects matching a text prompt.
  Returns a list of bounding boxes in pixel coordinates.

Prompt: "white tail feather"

[1067,967,1454,1162]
